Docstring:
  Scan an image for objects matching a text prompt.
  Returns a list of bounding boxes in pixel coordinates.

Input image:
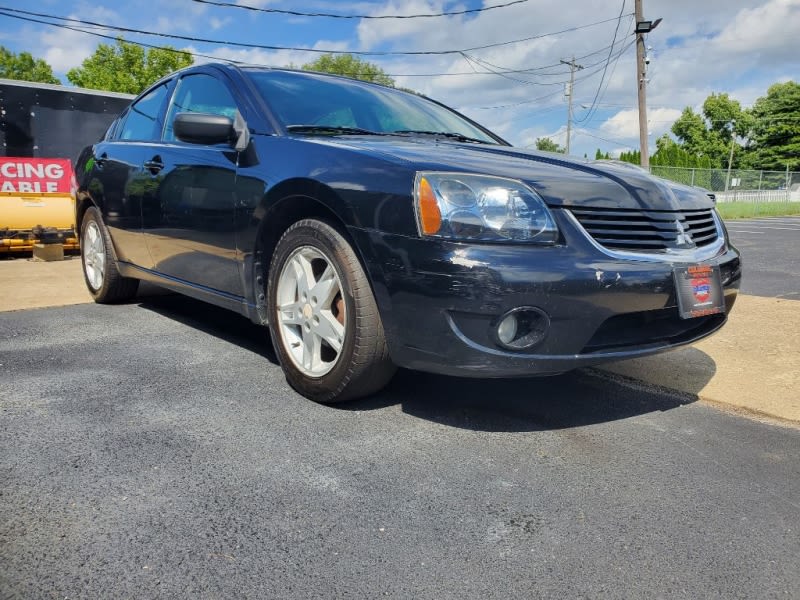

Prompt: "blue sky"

[1,0,798,158]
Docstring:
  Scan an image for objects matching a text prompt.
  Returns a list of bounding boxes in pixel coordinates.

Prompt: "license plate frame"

[674,264,725,319]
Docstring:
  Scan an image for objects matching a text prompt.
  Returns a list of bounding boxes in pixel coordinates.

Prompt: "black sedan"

[75,63,741,403]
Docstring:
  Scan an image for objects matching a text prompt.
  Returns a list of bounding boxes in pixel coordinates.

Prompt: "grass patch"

[716,201,800,219]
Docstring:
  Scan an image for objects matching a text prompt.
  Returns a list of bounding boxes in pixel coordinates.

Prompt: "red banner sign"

[0,157,74,195]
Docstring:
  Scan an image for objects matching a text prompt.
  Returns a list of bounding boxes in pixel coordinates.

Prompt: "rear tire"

[267,219,395,403]
[80,207,139,303]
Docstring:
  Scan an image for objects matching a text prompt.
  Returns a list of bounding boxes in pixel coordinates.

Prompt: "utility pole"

[634,0,661,168]
[724,121,736,193]
[561,57,583,155]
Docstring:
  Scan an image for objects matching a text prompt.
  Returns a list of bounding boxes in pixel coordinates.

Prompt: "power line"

[0,10,242,64]
[454,37,633,80]
[458,37,626,82]
[0,6,633,57]
[189,0,530,19]
[571,38,634,123]
[578,129,636,149]
[457,36,635,91]
[473,89,565,110]
[0,8,638,83]
[468,41,637,112]
[460,52,565,86]
[574,0,629,124]
[0,7,641,86]
[0,7,635,95]
[448,13,635,54]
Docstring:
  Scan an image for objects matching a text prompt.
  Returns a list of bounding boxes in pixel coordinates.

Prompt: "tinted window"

[119,84,168,141]
[104,118,120,141]
[164,73,239,141]
[245,70,498,144]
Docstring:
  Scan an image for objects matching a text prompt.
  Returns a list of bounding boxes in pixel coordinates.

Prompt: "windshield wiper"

[391,130,494,144]
[286,125,387,136]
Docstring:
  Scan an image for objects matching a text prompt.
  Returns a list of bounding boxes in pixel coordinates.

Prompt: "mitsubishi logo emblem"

[675,219,694,247]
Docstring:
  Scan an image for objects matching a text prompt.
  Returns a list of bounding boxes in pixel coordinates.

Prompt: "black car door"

[142,71,241,296]
[91,83,171,268]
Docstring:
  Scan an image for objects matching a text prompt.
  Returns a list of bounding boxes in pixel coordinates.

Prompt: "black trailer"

[0,78,133,161]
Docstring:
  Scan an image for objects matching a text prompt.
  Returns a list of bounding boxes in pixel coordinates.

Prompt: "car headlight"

[413,172,558,243]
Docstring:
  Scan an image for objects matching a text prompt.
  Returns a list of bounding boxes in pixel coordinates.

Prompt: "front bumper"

[349,209,741,378]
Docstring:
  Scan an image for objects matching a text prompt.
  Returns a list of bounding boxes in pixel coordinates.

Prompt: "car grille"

[569,207,719,251]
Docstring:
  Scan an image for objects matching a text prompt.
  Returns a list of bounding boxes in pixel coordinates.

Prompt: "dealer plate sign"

[674,264,725,319]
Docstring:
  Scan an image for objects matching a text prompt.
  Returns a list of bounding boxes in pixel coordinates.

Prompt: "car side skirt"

[119,262,254,318]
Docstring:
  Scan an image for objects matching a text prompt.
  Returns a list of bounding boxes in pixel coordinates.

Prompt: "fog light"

[497,314,518,345]
[493,307,550,350]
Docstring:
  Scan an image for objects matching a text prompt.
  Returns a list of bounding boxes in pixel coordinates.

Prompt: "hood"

[306,136,714,212]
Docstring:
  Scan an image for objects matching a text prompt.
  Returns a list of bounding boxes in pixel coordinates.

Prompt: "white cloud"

[209,16,233,30]
[40,7,120,73]
[600,107,682,140]
[710,0,799,58]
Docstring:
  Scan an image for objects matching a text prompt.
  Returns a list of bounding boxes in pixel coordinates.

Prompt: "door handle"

[143,157,164,175]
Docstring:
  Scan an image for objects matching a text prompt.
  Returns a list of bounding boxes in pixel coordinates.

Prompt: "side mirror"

[174,112,236,146]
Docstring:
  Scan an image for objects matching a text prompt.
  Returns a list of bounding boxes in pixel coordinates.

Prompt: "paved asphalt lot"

[2,297,799,598]
[724,216,800,299]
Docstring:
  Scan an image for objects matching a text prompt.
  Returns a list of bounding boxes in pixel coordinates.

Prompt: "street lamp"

[635,18,662,34]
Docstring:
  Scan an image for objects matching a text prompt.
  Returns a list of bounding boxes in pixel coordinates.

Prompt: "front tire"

[267,219,395,403]
[80,207,139,303]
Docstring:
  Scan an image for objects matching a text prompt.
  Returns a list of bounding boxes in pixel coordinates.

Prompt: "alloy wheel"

[82,220,106,291]
[275,246,346,377]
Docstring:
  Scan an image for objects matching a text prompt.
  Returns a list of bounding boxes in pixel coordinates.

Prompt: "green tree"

[651,134,713,168]
[0,46,60,84]
[594,148,611,160]
[67,39,192,94]
[618,149,641,165]
[672,107,713,157]
[301,53,395,87]
[671,93,749,168]
[746,81,800,171]
[535,137,565,153]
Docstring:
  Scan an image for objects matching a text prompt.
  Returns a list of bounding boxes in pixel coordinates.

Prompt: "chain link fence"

[649,166,800,203]
[648,166,800,217]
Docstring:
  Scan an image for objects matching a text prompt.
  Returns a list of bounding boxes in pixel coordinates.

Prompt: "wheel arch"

[75,193,97,235]
[249,179,373,326]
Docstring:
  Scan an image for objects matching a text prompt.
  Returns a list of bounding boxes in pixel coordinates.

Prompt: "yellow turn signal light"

[418,177,442,235]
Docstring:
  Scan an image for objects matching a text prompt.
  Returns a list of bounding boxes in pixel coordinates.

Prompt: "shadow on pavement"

[137,293,698,432]
[598,347,718,399]
[138,293,279,365]
[342,368,697,432]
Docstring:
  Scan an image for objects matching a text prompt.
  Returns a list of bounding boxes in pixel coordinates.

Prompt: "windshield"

[245,69,501,144]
